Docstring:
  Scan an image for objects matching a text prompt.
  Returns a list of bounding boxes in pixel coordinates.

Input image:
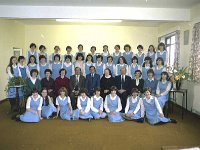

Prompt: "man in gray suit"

[69,67,85,109]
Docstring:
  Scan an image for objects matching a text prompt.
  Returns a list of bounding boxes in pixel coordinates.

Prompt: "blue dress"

[18,65,27,79]
[116,64,128,76]
[63,63,73,78]
[125,96,142,120]
[56,96,72,120]
[92,54,97,63]
[51,53,61,63]
[39,53,48,63]
[123,52,133,65]
[105,63,115,76]
[39,63,49,79]
[73,97,93,120]
[27,64,38,73]
[27,51,39,64]
[91,96,107,119]
[147,52,156,65]
[136,53,145,66]
[154,66,165,80]
[20,96,42,122]
[129,64,140,79]
[113,52,121,64]
[156,51,167,64]
[142,66,151,80]
[41,97,57,119]
[157,81,171,108]
[102,53,108,64]
[8,66,24,99]
[51,62,62,80]
[143,97,170,125]
[84,63,94,76]
[106,95,124,122]
[95,63,104,77]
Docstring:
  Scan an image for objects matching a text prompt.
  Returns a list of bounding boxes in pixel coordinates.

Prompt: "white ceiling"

[0,0,200,8]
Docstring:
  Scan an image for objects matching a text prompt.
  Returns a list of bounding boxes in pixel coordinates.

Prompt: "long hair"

[41,88,49,106]
[28,55,37,65]
[8,56,17,75]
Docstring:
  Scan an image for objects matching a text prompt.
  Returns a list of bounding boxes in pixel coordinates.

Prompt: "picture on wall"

[13,47,22,58]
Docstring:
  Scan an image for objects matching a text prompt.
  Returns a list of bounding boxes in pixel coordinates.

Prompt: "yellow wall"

[24,25,158,55]
[0,19,25,100]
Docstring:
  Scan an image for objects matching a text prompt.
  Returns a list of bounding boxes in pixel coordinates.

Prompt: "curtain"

[174,30,180,68]
[189,22,200,82]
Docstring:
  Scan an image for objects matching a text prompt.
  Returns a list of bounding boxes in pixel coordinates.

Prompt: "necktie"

[121,75,125,89]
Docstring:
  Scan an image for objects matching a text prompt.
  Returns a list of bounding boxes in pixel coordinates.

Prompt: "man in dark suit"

[115,67,132,113]
[69,67,85,109]
[85,66,100,97]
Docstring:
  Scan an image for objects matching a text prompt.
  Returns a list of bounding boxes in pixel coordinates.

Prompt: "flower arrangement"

[5,76,26,93]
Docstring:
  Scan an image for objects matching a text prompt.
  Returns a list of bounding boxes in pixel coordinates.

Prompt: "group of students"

[6,42,176,125]
[19,86,176,125]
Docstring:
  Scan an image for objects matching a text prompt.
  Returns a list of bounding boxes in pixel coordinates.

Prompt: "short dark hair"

[45,69,52,75]
[134,70,142,76]
[59,68,67,75]
[86,54,93,62]
[114,45,120,49]
[131,88,139,94]
[160,71,169,81]
[66,46,72,50]
[30,69,38,76]
[107,56,113,61]
[39,45,46,50]
[18,56,25,62]
[31,88,38,94]
[158,42,166,51]
[95,87,101,92]
[131,56,138,64]
[124,44,131,50]
[103,45,108,48]
[30,43,36,48]
[54,54,60,61]
[91,46,96,50]
[78,44,83,49]
[89,66,96,70]
[65,55,72,62]
[143,87,152,93]
[156,57,164,66]
[96,55,103,60]
[110,86,118,92]
[59,87,68,96]
[76,53,84,61]
[39,55,46,61]
[137,45,143,49]
[148,45,156,53]
[117,56,127,64]
[142,56,153,68]
[147,69,154,75]
[28,55,37,65]
[79,88,88,95]
[54,46,60,50]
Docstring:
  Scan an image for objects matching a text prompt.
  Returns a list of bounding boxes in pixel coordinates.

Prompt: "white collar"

[96,62,102,66]
[18,63,25,68]
[80,96,87,101]
[64,62,72,66]
[106,63,113,66]
[158,51,166,55]
[148,78,154,81]
[137,52,144,57]
[29,63,36,67]
[54,61,60,64]
[86,62,93,65]
[110,94,117,100]
[131,96,138,103]
[12,64,18,68]
[144,64,150,69]
[59,96,67,100]
[40,63,47,66]
[148,51,155,55]
[118,63,125,66]
[105,75,111,78]
[144,96,154,102]
[31,95,41,101]
[131,63,138,67]
[124,51,131,54]
[114,52,120,56]
[161,80,167,83]
[94,95,101,100]
[29,51,36,55]
[102,52,109,56]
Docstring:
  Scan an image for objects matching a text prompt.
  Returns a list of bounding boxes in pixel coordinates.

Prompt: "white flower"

[174,69,178,73]
[182,75,185,79]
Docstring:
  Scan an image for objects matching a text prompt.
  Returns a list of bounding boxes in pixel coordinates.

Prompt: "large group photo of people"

[7,42,177,125]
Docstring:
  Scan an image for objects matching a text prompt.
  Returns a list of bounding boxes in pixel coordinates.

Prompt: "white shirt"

[56,96,71,106]
[104,95,122,113]
[141,96,163,116]
[26,95,43,110]
[90,95,103,113]
[125,97,143,114]
[30,77,37,84]
[77,96,91,113]
[7,65,22,78]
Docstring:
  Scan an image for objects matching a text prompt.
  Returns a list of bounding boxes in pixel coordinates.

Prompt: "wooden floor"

[0,101,200,150]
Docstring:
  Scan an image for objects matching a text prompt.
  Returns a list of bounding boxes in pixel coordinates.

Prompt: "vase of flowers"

[5,76,26,93]
[168,66,191,90]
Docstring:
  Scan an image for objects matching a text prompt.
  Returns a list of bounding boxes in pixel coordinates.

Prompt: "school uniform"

[112,52,121,64]
[104,94,124,122]
[102,52,109,64]
[147,52,156,65]
[39,63,49,79]
[83,62,94,77]
[153,65,166,80]
[141,65,151,80]
[124,96,143,120]
[142,96,170,125]
[156,80,172,108]
[115,64,128,76]
[18,64,27,79]
[41,96,57,119]
[136,53,145,66]
[90,95,107,119]
[73,96,93,120]
[62,62,74,78]
[49,53,61,63]
[20,95,43,122]
[26,77,42,97]
[91,53,97,63]
[26,51,39,64]
[128,64,141,79]
[156,51,167,65]
[95,62,105,77]
[143,78,158,95]
[50,62,62,80]
[27,63,39,78]
[105,63,115,77]
[63,54,74,62]
[123,51,133,65]
[56,96,72,120]
[75,52,85,60]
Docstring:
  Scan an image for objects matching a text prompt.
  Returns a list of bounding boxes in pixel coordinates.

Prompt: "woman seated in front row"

[142,87,177,125]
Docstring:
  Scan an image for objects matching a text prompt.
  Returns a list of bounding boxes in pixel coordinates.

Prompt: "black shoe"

[170,119,177,124]
[136,118,144,123]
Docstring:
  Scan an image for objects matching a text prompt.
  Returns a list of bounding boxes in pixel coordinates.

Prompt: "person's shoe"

[170,119,177,123]
[136,118,144,123]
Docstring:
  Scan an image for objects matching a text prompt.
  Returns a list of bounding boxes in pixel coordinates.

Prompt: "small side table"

[167,89,188,119]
